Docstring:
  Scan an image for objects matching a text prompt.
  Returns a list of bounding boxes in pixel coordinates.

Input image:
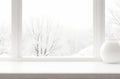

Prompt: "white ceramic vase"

[100,40,120,63]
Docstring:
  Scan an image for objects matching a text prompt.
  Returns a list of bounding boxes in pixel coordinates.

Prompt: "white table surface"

[0,61,120,74]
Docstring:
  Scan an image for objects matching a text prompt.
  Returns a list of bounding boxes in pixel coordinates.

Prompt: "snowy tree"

[23,19,63,56]
[106,0,120,39]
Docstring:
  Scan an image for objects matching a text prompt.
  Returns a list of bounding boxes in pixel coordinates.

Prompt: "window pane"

[106,0,120,40]
[22,0,93,57]
[0,0,11,57]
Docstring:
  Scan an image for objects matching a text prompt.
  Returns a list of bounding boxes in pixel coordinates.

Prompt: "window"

[0,0,11,57]
[22,0,93,57]
[0,0,105,60]
[106,0,120,40]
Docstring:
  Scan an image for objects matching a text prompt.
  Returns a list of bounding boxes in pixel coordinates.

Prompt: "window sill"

[0,61,120,74]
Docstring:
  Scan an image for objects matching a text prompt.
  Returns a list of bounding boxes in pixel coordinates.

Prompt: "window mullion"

[12,0,22,58]
[93,0,105,58]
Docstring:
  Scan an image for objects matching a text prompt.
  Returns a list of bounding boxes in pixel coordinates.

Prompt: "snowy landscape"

[2,0,119,57]
[0,0,11,56]
[106,0,120,40]
[22,0,93,57]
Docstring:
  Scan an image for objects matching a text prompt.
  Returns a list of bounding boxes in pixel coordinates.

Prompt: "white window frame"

[0,0,105,61]
[12,0,22,58]
[93,0,105,58]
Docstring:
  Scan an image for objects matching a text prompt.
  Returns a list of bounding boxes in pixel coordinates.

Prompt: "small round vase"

[100,40,120,64]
